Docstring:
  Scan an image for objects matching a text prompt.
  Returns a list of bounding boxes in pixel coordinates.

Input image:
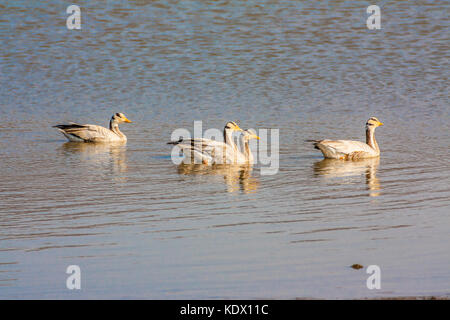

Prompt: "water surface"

[0,0,449,299]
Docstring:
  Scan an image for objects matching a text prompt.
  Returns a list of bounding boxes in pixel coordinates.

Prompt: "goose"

[311,117,383,160]
[168,121,244,164]
[54,113,132,143]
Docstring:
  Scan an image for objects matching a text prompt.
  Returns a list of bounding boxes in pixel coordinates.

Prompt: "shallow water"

[0,1,449,299]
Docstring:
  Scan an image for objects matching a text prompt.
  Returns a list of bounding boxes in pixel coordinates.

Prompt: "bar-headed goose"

[54,113,132,143]
[311,117,384,160]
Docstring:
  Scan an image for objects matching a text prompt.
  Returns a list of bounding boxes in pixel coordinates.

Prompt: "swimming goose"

[311,117,384,160]
[168,121,244,164]
[54,113,132,143]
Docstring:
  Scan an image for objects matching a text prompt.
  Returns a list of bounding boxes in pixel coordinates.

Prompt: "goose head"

[366,117,383,130]
[242,129,260,142]
[111,113,132,124]
[224,121,243,133]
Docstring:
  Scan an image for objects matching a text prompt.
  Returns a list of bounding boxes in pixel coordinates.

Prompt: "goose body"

[312,117,384,160]
[54,113,132,143]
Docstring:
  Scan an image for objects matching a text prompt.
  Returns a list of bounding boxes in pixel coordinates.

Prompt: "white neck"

[244,139,253,163]
[366,126,379,153]
[110,119,125,138]
[224,128,237,151]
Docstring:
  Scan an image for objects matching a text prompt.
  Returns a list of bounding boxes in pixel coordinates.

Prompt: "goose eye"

[115,113,121,117]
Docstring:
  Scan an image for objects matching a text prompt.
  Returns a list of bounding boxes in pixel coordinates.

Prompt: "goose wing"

[54,123,117,142]
[178,146,214,164]
[169,138,243,164]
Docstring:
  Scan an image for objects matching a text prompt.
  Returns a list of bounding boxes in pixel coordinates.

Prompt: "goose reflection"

[60,142,128,179]
[177,164,259,194]
[313,157,381,197]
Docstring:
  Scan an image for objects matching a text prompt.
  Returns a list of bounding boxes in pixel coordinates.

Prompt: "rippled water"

[0,1,449,299]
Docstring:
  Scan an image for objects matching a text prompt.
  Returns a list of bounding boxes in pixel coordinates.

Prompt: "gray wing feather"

[54,123,117,142]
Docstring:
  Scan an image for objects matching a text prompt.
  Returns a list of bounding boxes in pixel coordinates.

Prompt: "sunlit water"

[0,0,449,299]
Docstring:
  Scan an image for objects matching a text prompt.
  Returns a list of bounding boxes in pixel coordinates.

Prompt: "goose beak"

[234,124,243,131]
[124,117,132,123]
[378,122,383,126]
[254,134,260,140]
